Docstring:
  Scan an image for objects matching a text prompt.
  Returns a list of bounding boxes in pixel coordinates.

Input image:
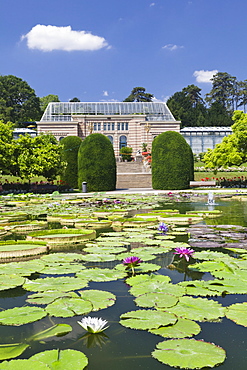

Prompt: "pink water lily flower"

[174,246,195,261]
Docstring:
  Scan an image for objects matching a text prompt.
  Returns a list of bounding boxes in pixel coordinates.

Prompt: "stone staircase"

[116,161,152,188]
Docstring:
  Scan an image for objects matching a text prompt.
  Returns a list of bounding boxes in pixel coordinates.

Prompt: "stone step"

[117,162,151,174]
[116,173,152,188]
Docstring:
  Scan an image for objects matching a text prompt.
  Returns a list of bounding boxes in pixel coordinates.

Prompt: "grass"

[194,161,247,181]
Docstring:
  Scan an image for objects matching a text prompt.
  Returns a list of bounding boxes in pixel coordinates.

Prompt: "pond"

[0,193,246,369]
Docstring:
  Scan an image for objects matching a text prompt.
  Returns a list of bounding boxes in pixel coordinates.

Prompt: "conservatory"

[37,102,180,156]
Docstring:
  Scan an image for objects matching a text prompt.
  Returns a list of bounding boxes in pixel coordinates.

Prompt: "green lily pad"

[168,296,225,322]
[0,359,49,369]
[225,302,247,327]
[46,297,93,318]
[0,343,30,361]
[36,264,83,275]
[78,289,116,311]
[40,253,85,263]
[116,252,156,261]
[0,260,45,276]
[0,306,46,326]
[193,250,229,260]
[149,318,201,338]
[23,277,88,292]
[31,349,88,369]
[76,268,127,282]
[80,254,116,262]
[0,275,25,291]
[115,262,161,274]
[26,291,79,305]
[152,339,226,369]
[29,324,72,341]
[83,245,126,254]
[135,292,179,309]
[120,309,177,330]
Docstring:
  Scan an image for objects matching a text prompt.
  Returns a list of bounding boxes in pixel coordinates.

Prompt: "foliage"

[60,136,82,188]
[123,87,153,102]
[39,94,60,113]
[77,133,116,192]
[0,120,16,174]
[0,75,41,125]
[152,131,193,189]
[203,110,247,170]
[120,146,132,161]
[69,97,80,102]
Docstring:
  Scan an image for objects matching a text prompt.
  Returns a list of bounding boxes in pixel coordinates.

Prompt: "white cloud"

[162,44,184,51]
[21,24,109,52]
[103,91,109,96]
[193,69,218,83]
[150,3,155,6]
[153,96,170,103]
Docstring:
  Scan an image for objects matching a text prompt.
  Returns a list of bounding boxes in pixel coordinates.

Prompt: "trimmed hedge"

[152,131,194,190]
[78,134,116,192]
[60,136,82,188]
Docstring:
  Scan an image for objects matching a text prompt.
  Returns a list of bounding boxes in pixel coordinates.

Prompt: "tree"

[40,94,60,113]
[203,110,247,169]
[123,87,153,102]
[0,120,16,174]
[0,75,41,125]
[206,102,233,126]
[152,131,193,190]
[78,134,116,192]
[69,97,80,102]
[60,136,82,188]
[182,85,204,108]
[120,147,133,161]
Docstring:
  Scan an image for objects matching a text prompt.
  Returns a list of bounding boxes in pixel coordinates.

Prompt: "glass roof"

[40,102,176,122]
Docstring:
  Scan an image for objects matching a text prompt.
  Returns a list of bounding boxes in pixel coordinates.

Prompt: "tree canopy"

[203,110,247,169]
[40,94,60,113]
[0,75,41,125]
[123,87,153,102]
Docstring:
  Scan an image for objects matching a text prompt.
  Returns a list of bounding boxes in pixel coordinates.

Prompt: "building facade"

[37,102,180,156]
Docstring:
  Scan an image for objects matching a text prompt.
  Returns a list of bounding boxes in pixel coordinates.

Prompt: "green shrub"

[152,131,193,190]
[120,146,133,161]
[78,134,116,192]
[60,136,82,188]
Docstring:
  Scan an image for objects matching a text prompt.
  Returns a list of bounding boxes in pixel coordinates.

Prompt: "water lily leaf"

[26,291,78,305]
[120,309,177,330]
[0,306,46,326]
[168,296,225,322]
[152,339,226,368]
[78,289,116,311]
[149,318,201,338]
[0,359,49,369]
[155,235,176,240]
[115,252,156,261]
[189,260,236,273]
[36,264,83,275]
[23,277,88,292]
[0,275,25,291]
[135,292,179,309]
[210,278,247,294]
[115,262,161,273]
[40,253,85,263]
[80,254,116,262]
[0,343,29,360]
[212,269,247,281]
[193,250,229,260]
[179,280,226,297]
[30,349,88,369]
[125,273,160,286]
[0,260,45,276]
[129,276,186,298]
[83,246,126,254]
[130,246,172,254]
[76,268,127,282]
[45,297,93,318]
[29,324,72,341]
[225,302,247,327]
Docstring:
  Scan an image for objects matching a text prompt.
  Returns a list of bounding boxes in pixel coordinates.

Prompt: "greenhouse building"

[37,102,180,156]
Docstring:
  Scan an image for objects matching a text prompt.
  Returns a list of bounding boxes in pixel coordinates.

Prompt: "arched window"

[119,135,127,149]
[107,135,113,144]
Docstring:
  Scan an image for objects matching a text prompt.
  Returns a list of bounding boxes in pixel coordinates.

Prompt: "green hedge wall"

[78,134,116,192]
[60,136,82,188]
[152,131,193,190]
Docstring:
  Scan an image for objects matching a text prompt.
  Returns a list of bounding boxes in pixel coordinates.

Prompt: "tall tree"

[182,85,204,108]
[123,87,153,102]
[0,120,16,174]
[237,80,247,112]
[40,94,60,113]
[69,97,80,102]
[205,72,237,111]
[0,75,41,125]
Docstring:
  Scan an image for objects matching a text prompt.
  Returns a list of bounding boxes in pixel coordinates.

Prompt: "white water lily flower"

[77,316,109,333]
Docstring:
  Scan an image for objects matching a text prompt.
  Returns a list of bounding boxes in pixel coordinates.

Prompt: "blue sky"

[1,0,247,103]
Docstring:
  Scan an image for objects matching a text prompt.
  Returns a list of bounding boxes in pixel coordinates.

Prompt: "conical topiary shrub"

[60,136,82,188]
[152,131,193,190]
[78,133,116,192]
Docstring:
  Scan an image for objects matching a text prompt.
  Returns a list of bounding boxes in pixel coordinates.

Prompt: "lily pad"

[149,318,201,338]
[40,253,85,263]
[120,309,177,330]
[80,253,116,262]
[26,291,79,305]
[31,349,88,369]
[0,306,46,326]
[0,359,49,369]
[78,289,116,311]
[152,339,226,368]
[225,302,247,327]
[115,262,161,274]
[45,297,93,318]
[0,275,25,291]
[29,324,72,341]
[23,277,88,292]
[135,292,179,309]
[76,268,127,282]
[168,296,225,322]
[0,343,30,361]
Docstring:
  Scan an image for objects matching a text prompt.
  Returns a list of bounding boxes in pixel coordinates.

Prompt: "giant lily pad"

[225,302,247,327]
[152,339,226,368]
[23,277,88,292]
[149,318,201,338]
[120,309,177,330]
[0,275,25,291]
[168,296,225,322]
[0,306,46,326]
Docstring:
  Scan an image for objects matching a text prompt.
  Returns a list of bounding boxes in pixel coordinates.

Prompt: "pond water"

[0,195,246,369]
